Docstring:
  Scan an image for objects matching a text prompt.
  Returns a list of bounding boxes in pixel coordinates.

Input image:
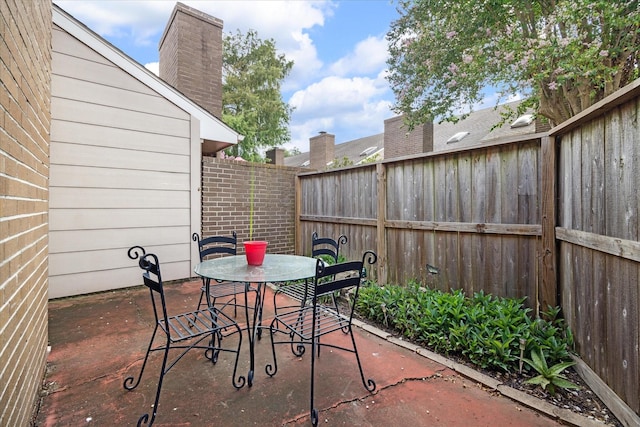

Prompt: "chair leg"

[265,321,279,378]
[310,319,319,427]
[229,323,246,389]
[134,336,171,427]
[204,330,223,364]
[331,293,349,334]
[349,328,376,392]
[123,326,158,391]
[232,290,238,317]
[191,279,208,325]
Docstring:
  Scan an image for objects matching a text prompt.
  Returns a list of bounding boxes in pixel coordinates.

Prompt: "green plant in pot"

[244,164,268,265]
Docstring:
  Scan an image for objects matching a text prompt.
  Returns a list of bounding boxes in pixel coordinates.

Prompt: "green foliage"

[387,0,640,127]
[283,147,301,157]
[356,283,575,373]
[360,153,381,164]
[524,348,580,395]
[223,29,294,162]
[328,156,354,169]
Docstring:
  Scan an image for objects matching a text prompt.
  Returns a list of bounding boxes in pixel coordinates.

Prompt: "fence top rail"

[381,132,545,163]
[549,77,640,138]
[296,133,545,178]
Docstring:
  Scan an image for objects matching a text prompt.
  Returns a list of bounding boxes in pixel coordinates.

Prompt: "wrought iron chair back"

[123,246,245,427]
[266,250,377,427]
[194,232,237,260]
[311,231,347,263]
[273,231,348,315]
[192,232,244,316]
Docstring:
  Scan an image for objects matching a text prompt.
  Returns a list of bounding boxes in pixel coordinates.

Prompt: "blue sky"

[54,0,400,153]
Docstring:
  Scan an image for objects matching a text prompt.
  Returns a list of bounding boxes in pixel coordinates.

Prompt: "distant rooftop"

[284,101,538,168]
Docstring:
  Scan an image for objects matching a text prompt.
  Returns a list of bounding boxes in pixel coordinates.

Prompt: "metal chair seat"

[274,305,350,340]
[161,307,238,342]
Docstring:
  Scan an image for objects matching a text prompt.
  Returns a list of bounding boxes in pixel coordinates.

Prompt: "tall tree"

[387,0,640,127]
[223,29,294,162]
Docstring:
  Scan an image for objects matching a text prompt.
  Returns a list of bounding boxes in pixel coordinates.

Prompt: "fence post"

[540,135,558,312]
[376,163,387,285]
[295,175,302,254]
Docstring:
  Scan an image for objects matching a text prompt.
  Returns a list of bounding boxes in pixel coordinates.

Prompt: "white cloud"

[145,62,159,76]
[288,117,336,152]
[194,1,333,51]
[329,36,389,76]
[282,31,324,92]
[55,0,173,46]
[289,75,388,118]
[286,70,393,152]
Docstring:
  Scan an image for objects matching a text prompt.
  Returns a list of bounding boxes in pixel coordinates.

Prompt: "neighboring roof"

[433,101,534,150]
[285,134,384,168]
[52,4,240,148]
[284,101,535,168]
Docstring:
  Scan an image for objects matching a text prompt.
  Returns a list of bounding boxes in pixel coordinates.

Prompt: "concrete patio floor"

[34,279,601,426]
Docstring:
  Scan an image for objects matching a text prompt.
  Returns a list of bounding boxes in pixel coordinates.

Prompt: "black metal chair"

[273,232,347,317]
[193,232,244,317]
[123,246,245,427]
[266,250,377,427]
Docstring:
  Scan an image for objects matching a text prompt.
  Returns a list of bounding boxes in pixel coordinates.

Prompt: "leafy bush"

[355,282,575,373]
[524,348,580,395]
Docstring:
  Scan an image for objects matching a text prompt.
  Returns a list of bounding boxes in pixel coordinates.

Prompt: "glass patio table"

[194,254,317,386]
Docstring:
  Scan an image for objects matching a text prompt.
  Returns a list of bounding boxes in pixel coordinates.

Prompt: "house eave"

[52,4,240,147]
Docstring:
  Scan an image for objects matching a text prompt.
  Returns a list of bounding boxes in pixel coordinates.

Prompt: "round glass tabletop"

[194,254,318,283]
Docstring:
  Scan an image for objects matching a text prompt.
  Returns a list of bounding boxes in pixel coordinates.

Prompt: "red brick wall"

[201,157,303,254]
[159,3,223,118]
[0,0,51,425]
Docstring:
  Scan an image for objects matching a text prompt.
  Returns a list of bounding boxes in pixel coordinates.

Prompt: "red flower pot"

[243,241,268,266]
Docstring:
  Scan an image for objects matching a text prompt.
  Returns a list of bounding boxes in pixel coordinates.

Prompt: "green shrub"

[356,282,575,373]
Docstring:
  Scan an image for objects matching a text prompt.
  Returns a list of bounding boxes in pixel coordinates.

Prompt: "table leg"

[244,281,266,387]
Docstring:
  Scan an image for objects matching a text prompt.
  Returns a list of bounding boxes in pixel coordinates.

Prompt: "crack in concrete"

[282,372,448,426]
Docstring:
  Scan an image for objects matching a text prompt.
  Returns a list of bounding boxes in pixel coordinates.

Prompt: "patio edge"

[353,318,609,427]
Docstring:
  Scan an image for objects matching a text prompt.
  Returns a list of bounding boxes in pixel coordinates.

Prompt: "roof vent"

[301,160,310,167]
[510,114,534,128]
[446,131,470,144]
[359,146,378,157]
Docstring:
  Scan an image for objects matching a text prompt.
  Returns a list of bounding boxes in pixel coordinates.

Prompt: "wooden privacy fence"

[295,80,640,420]
[552,81,640,424]
[297,136,551,310]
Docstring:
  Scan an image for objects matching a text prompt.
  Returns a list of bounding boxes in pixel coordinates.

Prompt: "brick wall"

[0,0,51,425]
[201,157,303,254]
[159,2,223,118]
[384,115,433,159]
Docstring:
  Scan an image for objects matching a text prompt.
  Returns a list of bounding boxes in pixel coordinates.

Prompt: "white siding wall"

[49,25,199,298]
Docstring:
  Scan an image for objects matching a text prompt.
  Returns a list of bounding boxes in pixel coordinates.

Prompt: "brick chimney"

[159,2,223,118]
[266,148,284,166]
[535,117,552,133]
[309,132,335,170]
[384,116,433,159]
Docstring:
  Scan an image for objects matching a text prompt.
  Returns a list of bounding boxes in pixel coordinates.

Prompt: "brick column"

[384,116,433,159]
[309,132,335,170]
[266,148,285,166]
[159,3,223,118]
